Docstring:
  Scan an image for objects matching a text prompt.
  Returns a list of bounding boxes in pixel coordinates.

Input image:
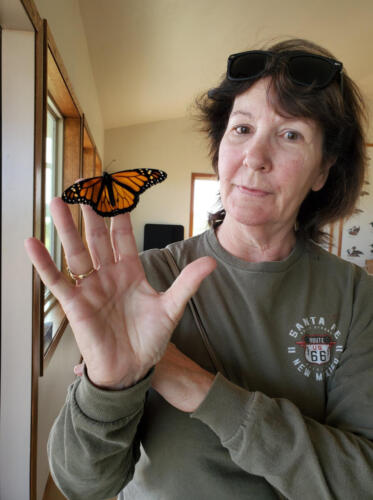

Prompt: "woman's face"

[218,78,330,232]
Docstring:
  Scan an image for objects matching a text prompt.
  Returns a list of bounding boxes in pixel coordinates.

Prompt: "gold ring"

[67,266,95,281]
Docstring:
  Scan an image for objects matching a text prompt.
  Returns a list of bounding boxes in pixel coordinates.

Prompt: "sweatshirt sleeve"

[48,369,153,500]
[191,274,373,500]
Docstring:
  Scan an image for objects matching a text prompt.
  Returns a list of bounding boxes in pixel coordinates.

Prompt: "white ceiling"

[78,0,373,130]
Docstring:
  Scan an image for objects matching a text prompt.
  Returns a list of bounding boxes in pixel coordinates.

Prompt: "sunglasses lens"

[229,52,268,80]
[288,56,336,88]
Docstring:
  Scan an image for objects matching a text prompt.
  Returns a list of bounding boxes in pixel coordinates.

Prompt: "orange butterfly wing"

[62,168,167,217]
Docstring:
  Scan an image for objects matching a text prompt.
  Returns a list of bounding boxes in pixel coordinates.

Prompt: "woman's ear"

[311,156,336,192]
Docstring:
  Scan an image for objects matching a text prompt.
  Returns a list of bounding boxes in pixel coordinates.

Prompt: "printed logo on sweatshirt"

[287,316,344,381]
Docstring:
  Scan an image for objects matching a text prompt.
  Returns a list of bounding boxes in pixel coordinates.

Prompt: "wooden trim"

[83,114,97,151]
[20,0,43,32]
[63,117,83,230]
[95,151,102,176]
[42,474,54,500]
[39,21,85,373]
[82,120,95,248]
[83,147,95,176]
[42,473,66,500]
[47,49,79,118]
[46,24,83,117]
[83,117,95,176]
[79,117,84,234]
[43,316,69,370]
[84,130,94,151]
[30,19,47,500]
[40,22,83,374]
[189,173,217,237]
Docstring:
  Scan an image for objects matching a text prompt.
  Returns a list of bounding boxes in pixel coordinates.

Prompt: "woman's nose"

[243,135,272,171]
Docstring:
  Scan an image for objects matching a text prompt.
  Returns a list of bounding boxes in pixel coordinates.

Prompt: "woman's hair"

[195,38,368,243]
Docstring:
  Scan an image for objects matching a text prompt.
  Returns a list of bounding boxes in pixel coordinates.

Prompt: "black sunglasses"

[227,50,343,90]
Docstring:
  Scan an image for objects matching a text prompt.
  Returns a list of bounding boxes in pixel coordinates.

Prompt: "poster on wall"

[337,145,373,268]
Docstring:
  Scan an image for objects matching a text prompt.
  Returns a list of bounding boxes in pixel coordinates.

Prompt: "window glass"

[44,100,63,351]
[191,177,219,236]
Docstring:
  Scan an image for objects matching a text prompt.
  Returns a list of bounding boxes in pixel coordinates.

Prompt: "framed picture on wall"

[336,144,373,268]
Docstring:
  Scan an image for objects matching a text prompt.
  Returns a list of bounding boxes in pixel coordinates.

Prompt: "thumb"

[163,256,216,322]
[73,362,85,377]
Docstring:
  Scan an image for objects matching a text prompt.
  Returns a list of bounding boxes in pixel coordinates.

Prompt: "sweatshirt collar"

[205,228,305,273]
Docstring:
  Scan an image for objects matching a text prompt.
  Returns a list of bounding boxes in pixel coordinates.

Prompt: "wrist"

[189,371,215,412]
[86,364,153,391]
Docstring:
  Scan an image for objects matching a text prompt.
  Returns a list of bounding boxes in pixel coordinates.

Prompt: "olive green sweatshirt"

[48,230,373,500]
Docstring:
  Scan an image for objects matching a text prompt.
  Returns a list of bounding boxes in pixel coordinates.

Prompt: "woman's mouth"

[236,185,270,197]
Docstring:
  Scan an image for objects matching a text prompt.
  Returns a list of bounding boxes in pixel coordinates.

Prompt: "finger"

[163,256,217,323]
[81,204,115,267]
[73,362,84,376]
[24,237,73,303]
[110,213,139,261]
[50,198,93,275]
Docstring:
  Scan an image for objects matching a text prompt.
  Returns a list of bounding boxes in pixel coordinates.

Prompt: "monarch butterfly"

[62,168,167,217]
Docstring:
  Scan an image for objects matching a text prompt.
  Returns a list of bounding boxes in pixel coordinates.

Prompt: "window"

[43,98,63,352]
[44,101,63,270]
[41,41,83,364]
[29,24,102,372]
[189,173,219,236]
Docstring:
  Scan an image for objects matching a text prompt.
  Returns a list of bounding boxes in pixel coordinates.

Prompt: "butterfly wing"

[62,176,104,210]
[102,168,167,216]
[62,168,167,217]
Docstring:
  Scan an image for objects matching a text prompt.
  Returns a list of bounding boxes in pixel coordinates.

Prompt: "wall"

[34,0,104,158]
[37,329,80,499]
[0,28,35,500]
[105,116,214,250]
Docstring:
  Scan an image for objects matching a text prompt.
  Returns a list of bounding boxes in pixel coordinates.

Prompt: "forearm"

[48,370,153,500]
[192,374,373,499]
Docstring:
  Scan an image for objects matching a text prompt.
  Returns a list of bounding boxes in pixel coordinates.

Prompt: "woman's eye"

[234,125,250,134]
[284,130,300,141]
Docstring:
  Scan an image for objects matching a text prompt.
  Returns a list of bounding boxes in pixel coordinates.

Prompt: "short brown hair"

[195,38,368,243]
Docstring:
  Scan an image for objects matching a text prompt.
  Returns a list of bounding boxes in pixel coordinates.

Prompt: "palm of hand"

[63,258,176,388]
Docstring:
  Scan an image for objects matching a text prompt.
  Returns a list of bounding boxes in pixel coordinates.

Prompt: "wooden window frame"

[38,23,103,371]
[32,19,104,370]
[81,117,102,244]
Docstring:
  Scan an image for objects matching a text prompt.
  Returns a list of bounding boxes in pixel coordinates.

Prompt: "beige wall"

[37,329,80,500]
[105,116,214,250]
[1,28,35,500]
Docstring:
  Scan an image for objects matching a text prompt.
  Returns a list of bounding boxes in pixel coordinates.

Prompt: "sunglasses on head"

[227,50,343,91]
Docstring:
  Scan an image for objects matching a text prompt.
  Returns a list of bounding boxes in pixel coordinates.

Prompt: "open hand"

[25,198,216,389]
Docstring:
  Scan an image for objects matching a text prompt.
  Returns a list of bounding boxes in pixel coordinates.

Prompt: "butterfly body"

[102,172,114,206]
[62,168,167,217]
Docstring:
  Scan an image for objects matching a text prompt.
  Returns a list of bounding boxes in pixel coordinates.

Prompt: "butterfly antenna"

[104,159,116,173]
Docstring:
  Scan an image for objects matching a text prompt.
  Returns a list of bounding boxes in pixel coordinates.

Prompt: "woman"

[25,39,373,499]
